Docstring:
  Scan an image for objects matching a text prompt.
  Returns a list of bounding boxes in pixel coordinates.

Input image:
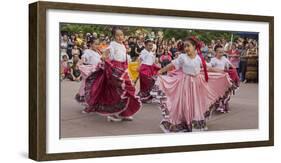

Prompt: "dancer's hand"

[101,48,110,61]
[157,69,163,75]
[157,63,173,75]
[101,56,106,61]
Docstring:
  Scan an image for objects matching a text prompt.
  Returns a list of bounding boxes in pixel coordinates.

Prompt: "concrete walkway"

[60,80,258,138]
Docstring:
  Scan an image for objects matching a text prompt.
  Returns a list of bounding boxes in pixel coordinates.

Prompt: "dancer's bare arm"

[158,63,175,74]
[101,48,110,61]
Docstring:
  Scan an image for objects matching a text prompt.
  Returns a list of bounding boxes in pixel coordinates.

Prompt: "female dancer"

[75,38,101,104]
[138,39,160,102]
[83,27,142,122]
[211,45,240,88]
[210,44,239,112]
[157,37,234,132]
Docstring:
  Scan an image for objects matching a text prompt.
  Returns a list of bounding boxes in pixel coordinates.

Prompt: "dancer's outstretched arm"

[158,63,175,75]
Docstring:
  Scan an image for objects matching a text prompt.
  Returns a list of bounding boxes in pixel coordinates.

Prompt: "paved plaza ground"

[60,80,258,138]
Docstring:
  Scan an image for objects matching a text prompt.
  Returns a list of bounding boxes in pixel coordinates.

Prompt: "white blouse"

[82,49,101,65]
[108,41,131,62]
[210,56,231,70]
[172,53,202,76]
[139,49,156,66]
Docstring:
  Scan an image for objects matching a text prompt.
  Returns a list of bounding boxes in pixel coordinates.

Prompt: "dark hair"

[144,38,153,45]
[88,37,98,45]
[177,41,184,52]
[243,40,248,46]
[111,26,122,36]
[185,37,199,49]
[214,44,223,51]
[249,41,255,46]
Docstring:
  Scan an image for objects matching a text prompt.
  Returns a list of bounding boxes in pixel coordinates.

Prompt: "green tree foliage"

[60,23,239,43]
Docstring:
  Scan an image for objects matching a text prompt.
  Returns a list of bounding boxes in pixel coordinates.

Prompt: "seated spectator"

[67,55,81,81]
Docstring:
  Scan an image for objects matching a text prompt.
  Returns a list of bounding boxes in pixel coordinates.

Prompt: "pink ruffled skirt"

[156,70,234,132]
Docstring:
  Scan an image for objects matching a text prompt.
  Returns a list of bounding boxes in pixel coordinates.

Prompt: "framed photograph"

[29,1,274,161]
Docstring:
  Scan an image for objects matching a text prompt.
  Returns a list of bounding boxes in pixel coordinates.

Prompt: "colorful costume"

[139,49,160,102]
[155,53,235,132]
[210,56,240,87]
[83,41,141,118]
[75,49,101,104]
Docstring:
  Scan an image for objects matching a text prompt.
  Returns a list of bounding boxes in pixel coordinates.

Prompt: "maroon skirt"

[227,68,240,87]
[83,60,141,117]
[139,64,160,102]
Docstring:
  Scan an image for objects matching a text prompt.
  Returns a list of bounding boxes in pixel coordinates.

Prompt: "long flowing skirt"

[82,60,142,117]
[156,70,234,132]
[139,64,160,102]
[75,64,98,105]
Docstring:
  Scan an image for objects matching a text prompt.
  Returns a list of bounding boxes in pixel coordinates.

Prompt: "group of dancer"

[74,27,239,132]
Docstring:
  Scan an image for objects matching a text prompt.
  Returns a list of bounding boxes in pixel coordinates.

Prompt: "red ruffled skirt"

[83,60,142,117]
[139,64,160,102]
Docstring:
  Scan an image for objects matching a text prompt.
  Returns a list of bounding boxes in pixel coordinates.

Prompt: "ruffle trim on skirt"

[152,74,236,133]
[82,61,142,117]
[139,64,160,103]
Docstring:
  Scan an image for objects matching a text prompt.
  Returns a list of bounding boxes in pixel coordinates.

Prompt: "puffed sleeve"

[223,56,232,65]
[108,42,115,60]
[223,56,232,69]
[210,58,216,67]
[171,54,184,69]
[81,50,89,63]
[139,50,146,61]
